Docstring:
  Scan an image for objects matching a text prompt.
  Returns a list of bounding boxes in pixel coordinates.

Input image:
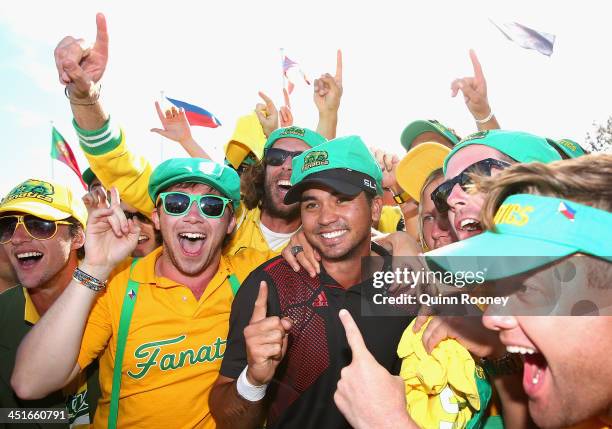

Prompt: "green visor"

[426,194,612,280]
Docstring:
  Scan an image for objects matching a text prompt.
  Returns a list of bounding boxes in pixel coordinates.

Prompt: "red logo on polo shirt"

[313,291,328,307]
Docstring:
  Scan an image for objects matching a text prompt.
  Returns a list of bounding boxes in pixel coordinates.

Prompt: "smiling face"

[1,212,83,290]
[152,183,236,277]
[300,186,381,262]
[483,256,612,428]
[445,145,512,241]
[420,176,456,250]
[262,137,311,220]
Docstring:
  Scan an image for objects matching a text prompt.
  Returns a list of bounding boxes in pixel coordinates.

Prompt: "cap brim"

[0,200,72,222]
[425,231,578,280]
[284,178,364,205]
[396,142,450,202]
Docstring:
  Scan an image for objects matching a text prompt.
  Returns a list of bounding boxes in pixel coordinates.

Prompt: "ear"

[152,208,161,230]
[371,196,383,225]
[226,213,237,235]
[70,226,86,251]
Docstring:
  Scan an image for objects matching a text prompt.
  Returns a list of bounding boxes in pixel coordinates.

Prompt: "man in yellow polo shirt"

[12,158,270,428]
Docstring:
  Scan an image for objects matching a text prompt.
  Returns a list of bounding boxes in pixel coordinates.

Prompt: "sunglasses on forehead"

[431,158,512,213]
[157,192,232,218]
[264,148,304,166]
[0,214,74,244]
[123,210,151,224]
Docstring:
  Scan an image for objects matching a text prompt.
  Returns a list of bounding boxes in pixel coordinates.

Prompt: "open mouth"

[507,344,548,397]
[456,218,482,237]
[178,232,206,256]
[277,180,292,192]
[15,251,44,269]
[137,234,149,244]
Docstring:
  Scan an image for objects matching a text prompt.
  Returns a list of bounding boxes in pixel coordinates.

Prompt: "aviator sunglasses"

[0,214,73,244]
[431,158,511,213]
[157,192,232,218]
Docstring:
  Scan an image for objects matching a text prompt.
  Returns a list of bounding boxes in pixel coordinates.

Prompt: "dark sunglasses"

[123,211,152,224]
[264,148,304,166]
[0,215,73,244]
[157,192,232,218]
[431,158,511,213]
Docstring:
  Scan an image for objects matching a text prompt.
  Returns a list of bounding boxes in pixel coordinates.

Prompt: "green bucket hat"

[284,135,383,204]
[82,168,97,189]
[400,119,461,151]
[546,138,587,159]
[426,193,612,280]
[264,126,327,153]
[443,130,562,174]
[148,158,241,209]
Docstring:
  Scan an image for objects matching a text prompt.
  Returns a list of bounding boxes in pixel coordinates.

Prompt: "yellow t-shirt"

[224,206,287,256]
[398,317,486,429]
[77,246,269,428]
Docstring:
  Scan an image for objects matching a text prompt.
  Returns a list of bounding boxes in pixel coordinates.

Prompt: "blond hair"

[474,154,612,231]
[417,168,444,252]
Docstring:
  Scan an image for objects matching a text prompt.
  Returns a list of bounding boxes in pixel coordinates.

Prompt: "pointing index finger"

[258,91,276,112]
[335,49,343,85]
[250,281,269,323]
[469,49,484,83]
[94,13,109,54]
[339,309,371,361]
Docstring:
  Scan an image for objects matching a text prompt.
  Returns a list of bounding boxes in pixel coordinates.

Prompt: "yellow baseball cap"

[0,179,87,228]
[224,112,266,169]
[395,142,451,203]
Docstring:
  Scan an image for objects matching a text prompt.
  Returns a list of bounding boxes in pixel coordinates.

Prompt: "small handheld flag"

[490,19,556,57]
[165,97,222,128]
[281,50,311,94]
[50,126,87,189]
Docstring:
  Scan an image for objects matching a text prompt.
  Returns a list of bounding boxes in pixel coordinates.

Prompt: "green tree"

[585,116,612,153]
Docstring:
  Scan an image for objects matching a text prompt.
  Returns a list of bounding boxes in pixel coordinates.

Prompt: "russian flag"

[166,97,222,128]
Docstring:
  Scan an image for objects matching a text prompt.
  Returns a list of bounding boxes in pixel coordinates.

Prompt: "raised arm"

[54,13,154,216]
[451,50,500,131]
[11,189,139,399]
[314,49,343,140]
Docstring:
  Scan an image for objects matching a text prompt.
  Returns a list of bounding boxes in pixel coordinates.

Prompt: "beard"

[261,174,300,221]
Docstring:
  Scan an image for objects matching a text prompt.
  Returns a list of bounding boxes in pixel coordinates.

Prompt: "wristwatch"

[479,352,523,378]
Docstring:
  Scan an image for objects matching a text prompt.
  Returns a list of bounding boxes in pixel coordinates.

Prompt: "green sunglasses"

[157,192,232,218]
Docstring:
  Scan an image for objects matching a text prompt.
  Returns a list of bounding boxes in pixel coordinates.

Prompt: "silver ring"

[290,245,304,257]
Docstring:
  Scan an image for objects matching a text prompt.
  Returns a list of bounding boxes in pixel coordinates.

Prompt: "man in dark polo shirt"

[209,136,414,429]
[0,179,99,428]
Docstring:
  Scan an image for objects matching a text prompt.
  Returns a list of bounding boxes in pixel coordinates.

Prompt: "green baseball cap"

[443,130,562,174]
[400,120,461,151]
[546,138,587,159]
[426,194,612,280]
[264,126,327,153]
[284,135,383,204]
[148,158,241,209]
[82,168,97,189]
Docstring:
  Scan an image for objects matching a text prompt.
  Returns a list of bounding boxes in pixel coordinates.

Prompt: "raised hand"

[372,147,400,190]
[54,13,109,98]
[334,310,415,429]
[451,50,492,122]
[244,282,292,386]
[81,187,140,279]
[255,91,279,137]
[151,101,194,144]
[313,50,343,115]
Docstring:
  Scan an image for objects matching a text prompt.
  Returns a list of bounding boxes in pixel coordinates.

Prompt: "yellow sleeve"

[378,206,403,233]
[74,117,154,216]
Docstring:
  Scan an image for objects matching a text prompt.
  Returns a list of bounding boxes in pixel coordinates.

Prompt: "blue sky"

[1,0,611,197]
